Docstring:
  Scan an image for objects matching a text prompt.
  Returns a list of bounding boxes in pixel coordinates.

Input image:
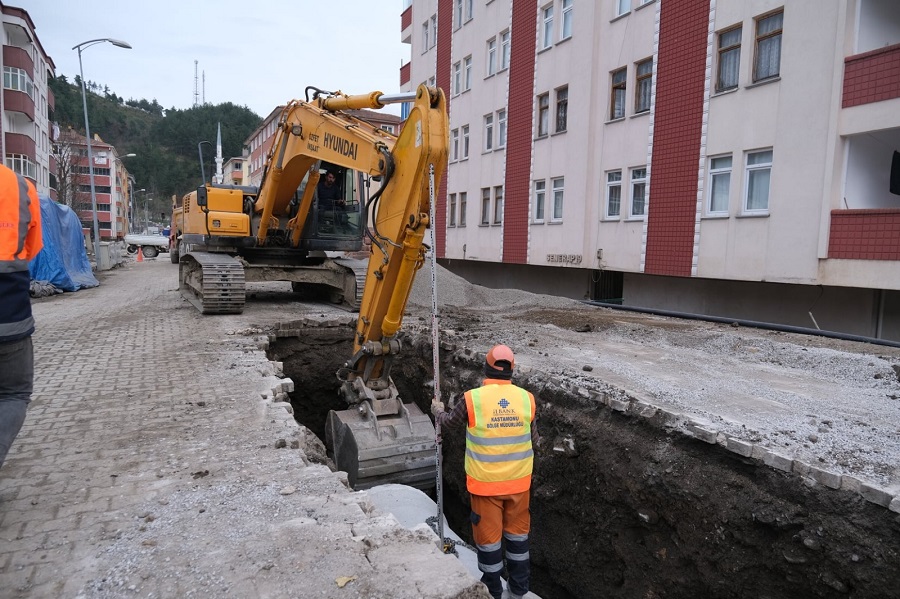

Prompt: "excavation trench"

[268,323,900,599]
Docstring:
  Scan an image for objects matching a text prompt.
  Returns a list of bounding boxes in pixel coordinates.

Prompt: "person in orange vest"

[432,344,538,599]
[0,164,42,469]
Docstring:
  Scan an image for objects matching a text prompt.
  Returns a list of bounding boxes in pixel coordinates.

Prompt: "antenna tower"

[193,60,199,107]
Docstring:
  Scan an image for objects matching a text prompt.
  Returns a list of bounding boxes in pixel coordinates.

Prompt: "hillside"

[49,75,263,219]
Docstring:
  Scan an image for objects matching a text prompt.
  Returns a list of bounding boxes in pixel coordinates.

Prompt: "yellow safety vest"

[464,380,535,496]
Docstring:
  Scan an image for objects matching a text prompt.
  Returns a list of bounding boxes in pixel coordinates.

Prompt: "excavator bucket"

[326,401,437,490]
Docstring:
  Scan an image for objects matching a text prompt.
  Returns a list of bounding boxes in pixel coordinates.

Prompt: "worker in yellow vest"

[432,344,538,599]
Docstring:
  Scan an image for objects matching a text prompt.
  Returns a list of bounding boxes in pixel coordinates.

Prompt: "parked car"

[123,234,169,259]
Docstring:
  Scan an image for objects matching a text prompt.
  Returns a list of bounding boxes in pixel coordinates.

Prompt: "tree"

[52,129,89,209]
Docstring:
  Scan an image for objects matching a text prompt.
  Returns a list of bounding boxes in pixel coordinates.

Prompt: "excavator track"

[334,258,368,308]
[179,252,246,314]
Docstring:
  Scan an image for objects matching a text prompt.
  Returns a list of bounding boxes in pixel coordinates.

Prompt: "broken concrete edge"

[274,317,357,338]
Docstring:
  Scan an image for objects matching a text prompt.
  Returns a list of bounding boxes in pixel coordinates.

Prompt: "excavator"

[174,84,448,489]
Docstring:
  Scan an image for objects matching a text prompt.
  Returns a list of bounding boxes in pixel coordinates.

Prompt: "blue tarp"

[28,195,99,291]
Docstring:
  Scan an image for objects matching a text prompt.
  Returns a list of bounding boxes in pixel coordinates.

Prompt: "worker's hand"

[431,399,445,417]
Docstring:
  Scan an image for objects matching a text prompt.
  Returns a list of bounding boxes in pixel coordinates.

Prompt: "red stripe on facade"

[644,0,710,276]
[436,0,453,258]
[842,44,900,108]
[503,0,537,264]
[828,209,900,260]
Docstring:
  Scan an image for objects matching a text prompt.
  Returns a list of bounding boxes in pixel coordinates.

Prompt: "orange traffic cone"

[137,247,144,262]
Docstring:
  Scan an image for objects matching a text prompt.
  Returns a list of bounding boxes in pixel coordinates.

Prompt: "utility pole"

[193,60,199,108]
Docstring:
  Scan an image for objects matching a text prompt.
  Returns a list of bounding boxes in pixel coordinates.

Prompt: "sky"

[18,0,410,117]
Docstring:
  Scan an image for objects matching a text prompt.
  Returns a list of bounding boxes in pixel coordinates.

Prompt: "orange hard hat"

[486,344,515,370]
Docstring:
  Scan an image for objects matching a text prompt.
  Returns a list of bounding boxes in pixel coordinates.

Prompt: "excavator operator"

[316,170,348,230]
[432,344,539,599]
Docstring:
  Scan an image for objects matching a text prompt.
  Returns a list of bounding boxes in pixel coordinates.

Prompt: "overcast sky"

[19,0,410,117]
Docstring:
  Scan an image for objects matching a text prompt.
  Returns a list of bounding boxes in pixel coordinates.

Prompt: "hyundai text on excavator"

[173,84,449,489]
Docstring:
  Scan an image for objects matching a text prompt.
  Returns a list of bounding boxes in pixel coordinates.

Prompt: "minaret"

[215,123,224,184]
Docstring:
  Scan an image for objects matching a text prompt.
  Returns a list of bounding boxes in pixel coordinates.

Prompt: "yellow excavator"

[174,84,448,489]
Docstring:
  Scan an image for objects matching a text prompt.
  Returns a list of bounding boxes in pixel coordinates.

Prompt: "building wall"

[401,0,900,340]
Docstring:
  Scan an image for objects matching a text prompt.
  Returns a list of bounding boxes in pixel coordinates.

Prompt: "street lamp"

[73,37,132,265]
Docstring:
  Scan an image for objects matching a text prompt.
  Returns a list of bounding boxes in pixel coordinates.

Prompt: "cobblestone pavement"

[0,257,487,599]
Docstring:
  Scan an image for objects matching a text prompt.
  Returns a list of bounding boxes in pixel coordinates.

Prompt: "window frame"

[716,25,742,92]
[542,4,554,49]
[753,10,783,83]
[451,128,460,161]
[486,37,497,76]
[449,193,458,226]
[462,125,470,158]
[500,30,511,70]
[454,0,463,30]
[561,0,574,40]
[634,59,652,114]
[497,109,507,148]
[534,180,546,223]
[481,187,491,225]
[452,61,462,95]
[743,149,773,214]
[551,177,564,222]
[605,170,622,219]
[615,0,630,18]
[629,167,647,218]
[610,68,627,120]
[464,55,473,91]
[493,185,504,224]
[459,191,467,227]
[484,114,494,152]
[555,86,568,133]
[707,154,732,215]
[537,92,550,137]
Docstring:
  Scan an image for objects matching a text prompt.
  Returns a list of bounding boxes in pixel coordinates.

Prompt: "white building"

[400,0,900,340]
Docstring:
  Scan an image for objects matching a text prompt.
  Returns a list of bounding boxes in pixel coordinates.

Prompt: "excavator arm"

[323,85,449,490]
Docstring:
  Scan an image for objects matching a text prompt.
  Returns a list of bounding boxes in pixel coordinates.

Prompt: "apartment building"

[400,0,900,340]
[1,2,55,198]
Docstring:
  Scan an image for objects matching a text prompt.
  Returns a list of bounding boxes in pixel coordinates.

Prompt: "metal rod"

[376,92,417,105]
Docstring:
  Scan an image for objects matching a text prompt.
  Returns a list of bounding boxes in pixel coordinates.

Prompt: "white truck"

[123,234,169,259]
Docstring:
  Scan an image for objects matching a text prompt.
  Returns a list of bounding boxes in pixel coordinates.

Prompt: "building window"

[493,186,504,224]
[555,86,568,133]
[451,128,460,161]
[497,109,507,148]
[561,0,573,40]
[610,68,626,120]
[630,168,647,217]
[534,180,546,222]
[500,30,511,70]
[744,150,772,212]
[464,55,473,91]
[635,59,652,113]
[754,11,782,82]
[465,0,474,21]
[487,37,497,76]
[606,171,622,218]
[542,4,554,49]
[484,114,494,151]
[462,125,470,158]
[454,0,463,29]
[551,177,564,221]
[449,193,457,226]
[422,21,430,53]
[3,67,34,99]
[430,15,438,48]
[481,188,491,224]
[716,26,742,92]
[708,155,732,214]
[459,192,467,227]
[615,0,630,17]
[537,93,550,137]
[453,61,462,95]
[6,154,36,179]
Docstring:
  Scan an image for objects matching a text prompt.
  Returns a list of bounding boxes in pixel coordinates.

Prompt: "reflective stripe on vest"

[0,172,34,273]
[464,384,534,496]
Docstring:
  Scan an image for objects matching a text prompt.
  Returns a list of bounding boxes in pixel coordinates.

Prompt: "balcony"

[401,5,412,44]
[400,62,411,87]
[843,43,900,108]
[828,209,900,260]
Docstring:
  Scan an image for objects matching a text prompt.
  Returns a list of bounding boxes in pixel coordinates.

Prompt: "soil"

[267,261,900,598]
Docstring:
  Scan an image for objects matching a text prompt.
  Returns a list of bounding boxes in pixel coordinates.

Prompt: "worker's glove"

[431,399,445,417]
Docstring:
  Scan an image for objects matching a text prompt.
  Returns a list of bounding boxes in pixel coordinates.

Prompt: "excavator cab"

[311,163,363,239]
